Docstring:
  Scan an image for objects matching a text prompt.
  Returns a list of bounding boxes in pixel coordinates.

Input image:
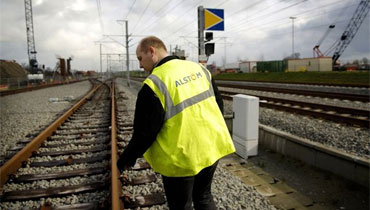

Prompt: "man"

[117,36,235,210]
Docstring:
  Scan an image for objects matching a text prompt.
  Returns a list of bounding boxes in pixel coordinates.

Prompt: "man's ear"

[149,46,155,55]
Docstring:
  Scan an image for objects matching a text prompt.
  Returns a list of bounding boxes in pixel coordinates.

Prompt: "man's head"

[136,36,169,73]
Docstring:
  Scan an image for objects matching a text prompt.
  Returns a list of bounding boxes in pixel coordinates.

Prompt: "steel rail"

[0,84,102,187]
[216,79,370,88]
[110,81,124,209]
[131,77,369,102]
[221,92,370,128]
[217,83,369,102]
[131,77,370,89]
[220,90,370,118]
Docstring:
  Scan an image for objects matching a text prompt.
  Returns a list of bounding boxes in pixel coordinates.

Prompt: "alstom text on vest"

[175,72,203,87]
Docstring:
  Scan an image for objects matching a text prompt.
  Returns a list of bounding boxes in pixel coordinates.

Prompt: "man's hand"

[117,158,129,174]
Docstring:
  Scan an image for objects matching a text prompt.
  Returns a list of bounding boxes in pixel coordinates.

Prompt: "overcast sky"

[0,0,369,72]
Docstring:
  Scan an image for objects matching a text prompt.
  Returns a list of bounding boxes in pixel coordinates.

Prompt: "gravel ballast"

[1,78,367,209]
[223,94,370,159]
[0,81,92,163]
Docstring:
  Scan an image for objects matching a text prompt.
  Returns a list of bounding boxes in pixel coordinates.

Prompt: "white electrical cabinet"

[232,94,259,159]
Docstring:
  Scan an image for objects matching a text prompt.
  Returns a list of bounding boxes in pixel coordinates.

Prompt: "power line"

[228,0,266,19]
[131,0,153,33]
[165,0,272,42]
[96,0,104,34]
[124,0,137,20]
[231,0,356,35]
[135,0,173,34]
[227,0,308,34]
[159,0,206,36]
[213,0,231,8]
[232,0,354,35]
[135,0,187,34]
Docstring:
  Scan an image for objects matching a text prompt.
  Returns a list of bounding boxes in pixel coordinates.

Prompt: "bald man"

[117,36,235,210]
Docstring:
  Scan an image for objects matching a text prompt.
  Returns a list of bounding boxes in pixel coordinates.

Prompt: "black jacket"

[117,56,224,170]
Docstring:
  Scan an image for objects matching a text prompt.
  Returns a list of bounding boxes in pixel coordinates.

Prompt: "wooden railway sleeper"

[1,181,108,201]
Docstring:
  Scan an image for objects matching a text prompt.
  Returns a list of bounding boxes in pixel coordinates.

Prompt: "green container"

[257,60,287,72]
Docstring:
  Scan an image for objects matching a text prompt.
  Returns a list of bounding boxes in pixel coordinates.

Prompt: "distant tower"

[24,0,38,73]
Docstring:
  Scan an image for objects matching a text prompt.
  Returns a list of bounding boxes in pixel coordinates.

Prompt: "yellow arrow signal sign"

[204,8,224,31]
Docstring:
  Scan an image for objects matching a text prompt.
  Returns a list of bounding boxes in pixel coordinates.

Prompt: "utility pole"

[223,37,227,68]
[198,6,206,63]
[289,17,296,58]
[99,43,102,73]
[117,20,130,87]
[125,21,130,87]
[106,55,109,75]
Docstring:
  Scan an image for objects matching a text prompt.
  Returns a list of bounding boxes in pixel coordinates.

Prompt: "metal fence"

[0,77,29,89]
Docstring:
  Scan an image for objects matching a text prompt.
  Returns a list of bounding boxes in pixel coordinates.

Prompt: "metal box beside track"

[232,94,259,159]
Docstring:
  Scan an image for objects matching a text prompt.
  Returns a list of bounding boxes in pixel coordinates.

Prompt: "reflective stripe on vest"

[147,64,214,121]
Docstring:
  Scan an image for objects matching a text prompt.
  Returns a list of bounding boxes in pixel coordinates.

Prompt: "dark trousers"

[162,161,219,210]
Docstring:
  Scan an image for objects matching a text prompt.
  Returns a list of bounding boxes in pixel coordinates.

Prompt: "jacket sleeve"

[117,84,165,171]
[211,78,224,114]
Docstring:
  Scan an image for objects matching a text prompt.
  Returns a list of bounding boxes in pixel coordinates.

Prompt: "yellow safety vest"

[143,59,235,177]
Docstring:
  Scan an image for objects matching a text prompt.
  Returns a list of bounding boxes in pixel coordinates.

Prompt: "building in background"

[223,63,240,73]
[287,57,332,72]
[239,61,257,73]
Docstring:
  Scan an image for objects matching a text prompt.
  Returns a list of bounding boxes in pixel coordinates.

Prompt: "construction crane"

[313,24,335,57]
[332,0,370,65]
[24,0,39,74]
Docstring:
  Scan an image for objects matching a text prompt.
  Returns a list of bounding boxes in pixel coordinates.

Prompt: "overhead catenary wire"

[96,0,104,34]
[226,0,308,34]
[130,0,191,48]
[134,0,187,35]
[133,0,173,34]
[131,0,153,33]
[202,0,353,44]
[231,1,357,36]
[124,0,137,20]
[177,0,356,60]
[104,0,360,64]
[165,0,297,42]
[130,0,231,47]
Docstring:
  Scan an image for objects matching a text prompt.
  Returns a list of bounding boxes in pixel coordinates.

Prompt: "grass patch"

[213,71,370,86]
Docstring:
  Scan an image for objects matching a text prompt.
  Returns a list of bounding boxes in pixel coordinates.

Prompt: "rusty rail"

[221,91,370,128]
[110,81,124,209]
[217,83,370,102]
[220,90,370,118]
[0,84,102,187]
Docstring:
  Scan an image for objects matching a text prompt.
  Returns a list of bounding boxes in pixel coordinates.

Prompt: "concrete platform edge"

[258,124,369,187]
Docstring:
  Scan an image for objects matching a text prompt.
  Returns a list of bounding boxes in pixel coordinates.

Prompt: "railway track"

[217,83,370,102]
[131,77,369,127]
[0,79,166,209]
[216,79,370,88]
[132,77,369,102]
[221,90,370,128]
